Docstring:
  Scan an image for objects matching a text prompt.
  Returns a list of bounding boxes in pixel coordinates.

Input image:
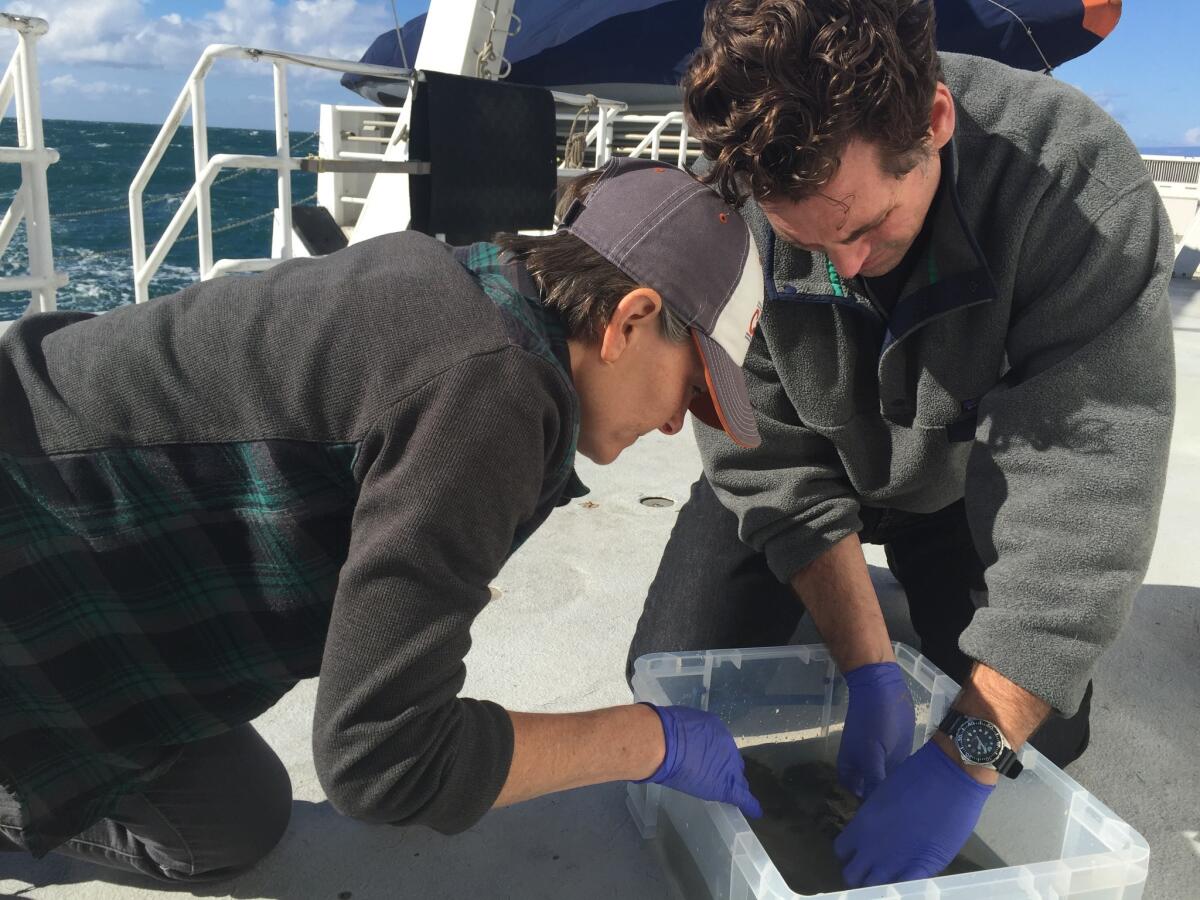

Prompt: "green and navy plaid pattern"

[0,440,360,855]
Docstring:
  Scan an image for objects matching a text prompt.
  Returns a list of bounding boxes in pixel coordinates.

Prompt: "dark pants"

[0,724,292,883]
[627,475,1092,767]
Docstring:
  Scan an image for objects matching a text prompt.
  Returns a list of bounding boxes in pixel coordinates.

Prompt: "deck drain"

[639,495,675,508]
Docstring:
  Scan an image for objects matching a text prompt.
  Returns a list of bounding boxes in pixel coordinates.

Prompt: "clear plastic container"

[627,643,1149,899]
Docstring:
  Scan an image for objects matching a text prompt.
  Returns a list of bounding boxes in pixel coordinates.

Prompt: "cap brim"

[689,330,761,449]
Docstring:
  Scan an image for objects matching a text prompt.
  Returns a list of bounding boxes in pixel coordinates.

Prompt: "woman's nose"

[659,407,687,436]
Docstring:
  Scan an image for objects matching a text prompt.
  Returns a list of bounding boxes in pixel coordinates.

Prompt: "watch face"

[954,718,1004,765]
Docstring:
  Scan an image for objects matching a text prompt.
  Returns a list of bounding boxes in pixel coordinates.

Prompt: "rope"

[476,0,518,79]
[979,0,1054,74]
[51,132,319,220]
[563,95,597,169]
[389,0,410,70]
[177,192,318,242]
[26,191,323,262]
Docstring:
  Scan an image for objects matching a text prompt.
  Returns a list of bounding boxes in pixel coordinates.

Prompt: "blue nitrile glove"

[838,661,916,799]
[834,740,995,887]
[635,703,763,819]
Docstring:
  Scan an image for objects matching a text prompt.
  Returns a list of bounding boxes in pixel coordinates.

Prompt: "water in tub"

[741,741,1006,895]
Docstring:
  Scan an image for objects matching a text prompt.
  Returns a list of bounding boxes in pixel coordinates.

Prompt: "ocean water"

[0,123,1192,322]
[0,118,317,319]
[1142,146,1200,156]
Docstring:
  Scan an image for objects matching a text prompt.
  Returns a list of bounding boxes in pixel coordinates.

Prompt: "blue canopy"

[343,0,1119,101]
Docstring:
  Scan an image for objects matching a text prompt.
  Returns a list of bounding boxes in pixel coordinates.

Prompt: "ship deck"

[3,278,1198,900]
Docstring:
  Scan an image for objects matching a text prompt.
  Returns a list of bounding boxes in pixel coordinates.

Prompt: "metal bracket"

[299,156,431,175]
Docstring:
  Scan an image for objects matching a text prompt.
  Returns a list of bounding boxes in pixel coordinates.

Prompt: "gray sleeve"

[312,348,566,833]
[698,322,861,584]
[960,176,1176,716]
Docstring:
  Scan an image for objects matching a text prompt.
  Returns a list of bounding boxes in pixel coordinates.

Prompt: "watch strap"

[994,748,1023,778]
[937,708,967,736]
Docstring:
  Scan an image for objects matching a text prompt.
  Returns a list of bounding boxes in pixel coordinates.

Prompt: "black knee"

[144,725,293,883]
[628,475,798,684]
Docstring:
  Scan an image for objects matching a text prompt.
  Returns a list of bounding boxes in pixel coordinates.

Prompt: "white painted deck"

[3,279,1198,900]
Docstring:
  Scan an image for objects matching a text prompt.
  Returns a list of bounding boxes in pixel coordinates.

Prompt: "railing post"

[15,28,57,313]
[190,78,214,279]
[12,41,25,146]
[677,115,689,168]
[595,105,610,166]
[273,61,293,260]
[0,16,67,315]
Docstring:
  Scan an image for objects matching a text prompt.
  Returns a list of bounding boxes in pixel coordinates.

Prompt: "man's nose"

[828,242,871,279]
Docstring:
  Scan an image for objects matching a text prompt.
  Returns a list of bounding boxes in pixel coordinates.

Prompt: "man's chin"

[861,258,898,278]
[861,245,910,278]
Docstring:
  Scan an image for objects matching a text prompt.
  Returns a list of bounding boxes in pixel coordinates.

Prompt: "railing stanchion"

[190,79,214,280]
[273,61,293,260]
[130,45,414,301]
[0,14,66,315]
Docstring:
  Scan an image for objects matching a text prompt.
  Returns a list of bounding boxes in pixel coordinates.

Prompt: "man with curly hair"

[628,0,1174,886]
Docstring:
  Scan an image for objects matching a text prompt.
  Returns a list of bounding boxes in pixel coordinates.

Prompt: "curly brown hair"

[684,0,941,203]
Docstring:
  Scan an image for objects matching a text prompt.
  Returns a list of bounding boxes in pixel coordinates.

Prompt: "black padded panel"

[409,71,557,243]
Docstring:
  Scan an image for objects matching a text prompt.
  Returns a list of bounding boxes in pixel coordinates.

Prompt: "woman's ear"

[600,288,663,364]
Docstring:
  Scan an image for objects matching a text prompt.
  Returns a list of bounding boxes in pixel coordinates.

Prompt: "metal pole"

[16,31,56,313]
[273,61,293,260]
[0,185,27,256]
[11,41,24,147]
[678,115,689,168]
[190,78,213,279]
[0,53,19,126]
[136,185,201,287]
[129,51,214,303]
[595,105,609,166]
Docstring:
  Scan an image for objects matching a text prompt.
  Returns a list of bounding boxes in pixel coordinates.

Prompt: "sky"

[0,0,1197,147]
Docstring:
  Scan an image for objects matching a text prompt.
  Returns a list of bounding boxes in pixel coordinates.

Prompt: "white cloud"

[1087,89,1126,123]
[47,72,149,95]
[1185,127,1200,146]
[0,0,389,71]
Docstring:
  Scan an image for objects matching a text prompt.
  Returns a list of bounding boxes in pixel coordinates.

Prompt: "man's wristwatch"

[937,710,1023,779]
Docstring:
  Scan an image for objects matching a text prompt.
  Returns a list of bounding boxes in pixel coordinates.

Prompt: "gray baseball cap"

[561,158,764,448]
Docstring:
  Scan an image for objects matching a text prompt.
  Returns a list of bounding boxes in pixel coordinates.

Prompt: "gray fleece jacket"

[697,53,1176,715]
[0,233,582,854]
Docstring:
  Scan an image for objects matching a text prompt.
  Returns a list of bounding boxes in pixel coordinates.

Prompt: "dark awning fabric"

[342,0,1120,99]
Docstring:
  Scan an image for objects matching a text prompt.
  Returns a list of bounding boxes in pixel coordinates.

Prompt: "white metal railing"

[129,44,416,304]
[316,104,403,228]
[1145,155,1200,279]
[1144,154,1200,185]
[554,93,629,176]
[0,13,67,315]
[618,112,700,167]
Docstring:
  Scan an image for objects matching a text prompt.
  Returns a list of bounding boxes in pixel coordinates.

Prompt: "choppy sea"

[0,118,317,319]
[0,124,1193,322]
